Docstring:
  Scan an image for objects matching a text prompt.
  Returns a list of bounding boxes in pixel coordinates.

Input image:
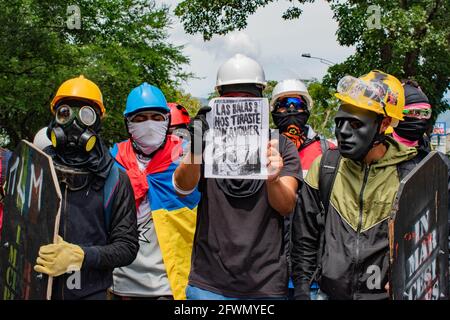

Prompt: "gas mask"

[50,99,100,154]
[335,104,384,162]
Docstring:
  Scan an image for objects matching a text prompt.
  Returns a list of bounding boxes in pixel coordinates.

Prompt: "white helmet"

[215,53,266,90]
[33,127,52,150]
[270,79,313,111]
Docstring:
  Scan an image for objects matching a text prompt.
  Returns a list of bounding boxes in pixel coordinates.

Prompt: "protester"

[291,70,419,300]
[173,53,302,299]
[33,75,139,300]
[109,83,200,300]
[271,79,334,299]
[168,103,191,135]
[33,127,52,150]
[271,79,333,175]
[392,79,450,289]
[0,147,12,238]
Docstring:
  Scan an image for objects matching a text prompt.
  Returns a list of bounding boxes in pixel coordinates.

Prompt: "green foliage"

[175,0,450,127]
[307,81,339,138]
[0,0,191,148]
[174,0,316,40]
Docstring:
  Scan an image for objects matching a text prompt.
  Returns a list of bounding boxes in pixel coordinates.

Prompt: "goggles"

[274,97,308,112]
[402,106,432,120]
[55,104,97,127]
[337,76,398,114]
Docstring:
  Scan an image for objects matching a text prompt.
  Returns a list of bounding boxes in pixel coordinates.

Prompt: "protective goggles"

[274,97,308,112]
[402,104,432,119]
[337,76,394,110]
[55,104,97,127]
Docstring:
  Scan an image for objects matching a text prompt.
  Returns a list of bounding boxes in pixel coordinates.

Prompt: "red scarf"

[113,136,183,208]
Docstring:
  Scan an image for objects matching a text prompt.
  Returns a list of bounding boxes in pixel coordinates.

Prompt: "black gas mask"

[335,104,385,162]
[49,99,100,155]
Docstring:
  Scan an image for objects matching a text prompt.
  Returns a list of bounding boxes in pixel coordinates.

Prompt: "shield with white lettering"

[0,140,61,300]
[389,151,449,300]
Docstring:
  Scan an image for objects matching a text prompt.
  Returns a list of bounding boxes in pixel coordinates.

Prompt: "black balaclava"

[335,104,385,162]
[394,82,431,142]
[218,83,263,97]
[272,108,310,150]
[46,98,113,179]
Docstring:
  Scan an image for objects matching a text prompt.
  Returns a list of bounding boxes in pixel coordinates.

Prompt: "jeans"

[186,285,287,300]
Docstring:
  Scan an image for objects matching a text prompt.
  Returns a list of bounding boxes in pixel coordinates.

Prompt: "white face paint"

[128,118,169,155]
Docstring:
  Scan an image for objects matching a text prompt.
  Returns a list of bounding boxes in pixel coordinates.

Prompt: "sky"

[162,0,356,98]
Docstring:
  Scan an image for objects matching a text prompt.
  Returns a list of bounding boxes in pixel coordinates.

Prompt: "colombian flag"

[110,135,200,299]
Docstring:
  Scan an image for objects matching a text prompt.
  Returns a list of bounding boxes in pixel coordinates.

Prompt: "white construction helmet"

[270,79,313,111]
[33,127,52,150]
[215,53,266,91]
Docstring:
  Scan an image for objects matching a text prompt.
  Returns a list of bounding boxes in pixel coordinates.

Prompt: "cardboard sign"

[389,152,449,300]
[204,98,270,179]
[0,140,61,300]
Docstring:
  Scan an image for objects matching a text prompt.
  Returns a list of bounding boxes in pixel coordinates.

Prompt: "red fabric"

[114,135,183,208]
[298,140,335,171]
[168,103,190,127]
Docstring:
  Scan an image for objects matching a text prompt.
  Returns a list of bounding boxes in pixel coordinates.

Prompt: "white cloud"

[162,0,356,98]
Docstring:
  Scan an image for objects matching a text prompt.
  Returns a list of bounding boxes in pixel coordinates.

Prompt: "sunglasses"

[402,107,431,120]
[274,97,308,112]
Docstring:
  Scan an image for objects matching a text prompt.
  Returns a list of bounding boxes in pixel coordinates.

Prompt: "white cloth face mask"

[128,118,169,155]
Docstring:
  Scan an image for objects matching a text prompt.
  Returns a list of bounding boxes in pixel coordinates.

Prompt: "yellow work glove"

[34,236,85,277]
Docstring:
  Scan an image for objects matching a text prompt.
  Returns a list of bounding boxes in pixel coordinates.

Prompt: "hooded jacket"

[44,142,139,300]
[291,137,417,300]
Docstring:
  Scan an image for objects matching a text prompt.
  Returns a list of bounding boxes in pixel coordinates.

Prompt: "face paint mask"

[128,119,169,156]
[272,112,309,149]
[334,104,383,161]
[394,117,429,142]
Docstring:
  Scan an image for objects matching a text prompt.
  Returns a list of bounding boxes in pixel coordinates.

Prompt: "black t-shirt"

[189,135,302,298]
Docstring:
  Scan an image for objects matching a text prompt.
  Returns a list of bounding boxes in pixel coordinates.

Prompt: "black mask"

[394,117,429,142]
[272,111,309,149]
[335,104,384,161]
[47,99,103,167]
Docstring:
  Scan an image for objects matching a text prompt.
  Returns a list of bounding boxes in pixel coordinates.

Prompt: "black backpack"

[313,148,419,282]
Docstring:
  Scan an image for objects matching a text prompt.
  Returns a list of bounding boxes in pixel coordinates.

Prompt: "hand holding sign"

[267,139,283,182]
[188,106,211,155]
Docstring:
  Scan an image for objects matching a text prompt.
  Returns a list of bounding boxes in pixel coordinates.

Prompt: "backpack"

[103,164,121,233]
[313,148,418,282]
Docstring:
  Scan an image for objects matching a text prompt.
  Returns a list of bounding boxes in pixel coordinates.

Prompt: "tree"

[0,0,191,148]
[175,0,450,122]
[307,81,339,138]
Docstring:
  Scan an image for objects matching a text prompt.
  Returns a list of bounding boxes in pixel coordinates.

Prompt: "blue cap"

[124,82,169,117]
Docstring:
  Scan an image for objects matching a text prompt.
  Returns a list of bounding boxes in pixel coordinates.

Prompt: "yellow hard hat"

[335,70,405,122]
[51,75,105,116]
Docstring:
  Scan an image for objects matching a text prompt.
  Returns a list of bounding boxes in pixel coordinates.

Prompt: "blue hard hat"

[124,82,169,117]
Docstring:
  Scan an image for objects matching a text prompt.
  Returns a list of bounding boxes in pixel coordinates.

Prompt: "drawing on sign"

[403,204,440,300]
[389,152,449,300]
[0,140,61,300]
[204,98,269,179]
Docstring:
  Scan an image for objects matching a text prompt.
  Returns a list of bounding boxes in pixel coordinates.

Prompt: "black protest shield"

[389,152,449,300]
[0,140,61,300]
